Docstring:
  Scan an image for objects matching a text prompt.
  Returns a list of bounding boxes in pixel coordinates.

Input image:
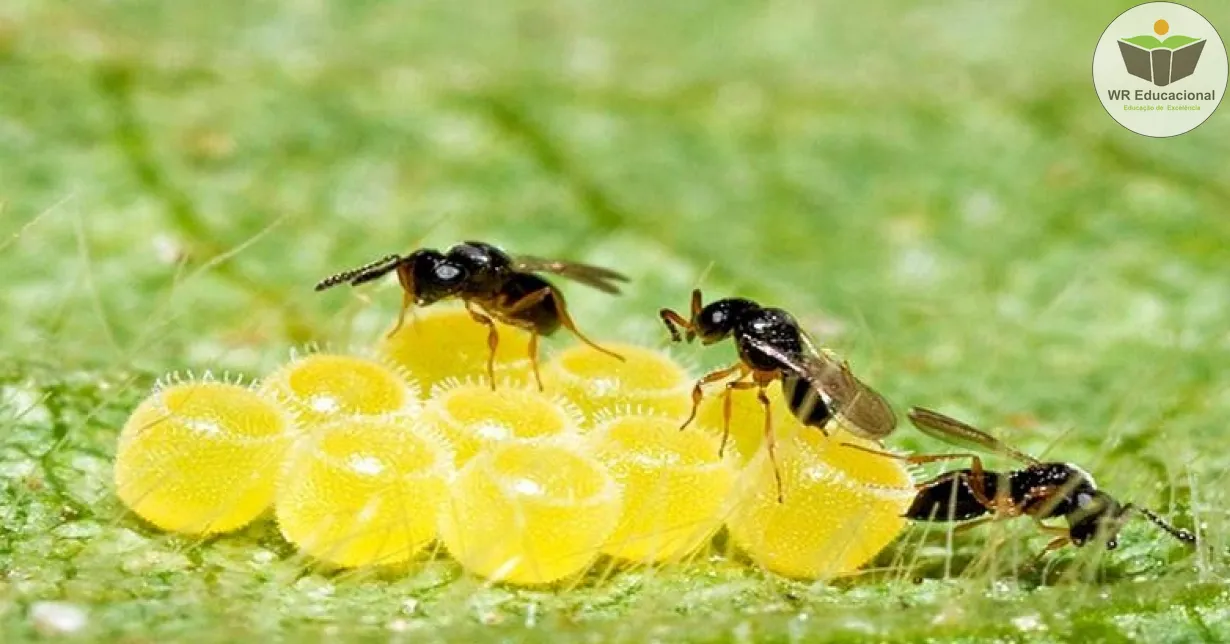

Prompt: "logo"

[1094,2,1227,137]
[1118,19,1206,86]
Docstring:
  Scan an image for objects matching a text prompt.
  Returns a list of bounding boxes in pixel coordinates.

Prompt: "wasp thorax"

[448,240,513,280]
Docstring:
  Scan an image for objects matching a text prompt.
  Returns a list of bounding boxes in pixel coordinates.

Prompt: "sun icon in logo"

[1154,19,1169,36]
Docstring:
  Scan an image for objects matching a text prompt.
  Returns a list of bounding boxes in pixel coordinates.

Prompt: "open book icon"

[1118,35,1207,86]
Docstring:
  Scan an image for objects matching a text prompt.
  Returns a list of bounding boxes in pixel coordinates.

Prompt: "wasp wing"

[512,256,628,295]
[746,336,898,439]
[907,407,1040,465]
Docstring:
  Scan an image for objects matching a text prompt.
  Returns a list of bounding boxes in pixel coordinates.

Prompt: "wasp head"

[407,249,467,305]
[1067,491,1129,549]
[692,298,759,345]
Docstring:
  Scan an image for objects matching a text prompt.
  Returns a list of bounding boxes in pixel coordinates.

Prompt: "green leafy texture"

[2,0,1229,641]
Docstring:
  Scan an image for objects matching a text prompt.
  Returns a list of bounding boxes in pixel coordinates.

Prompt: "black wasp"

[851,407,1197,553]
[316,241,627,389]
[659,289,898,500]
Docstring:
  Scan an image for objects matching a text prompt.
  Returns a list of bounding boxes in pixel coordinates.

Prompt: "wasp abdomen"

[499,273,562,335]
[781,375,833,428]
[906,469,1000,522]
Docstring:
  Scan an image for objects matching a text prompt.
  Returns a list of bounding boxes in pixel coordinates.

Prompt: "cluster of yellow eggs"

[113,307,915,584]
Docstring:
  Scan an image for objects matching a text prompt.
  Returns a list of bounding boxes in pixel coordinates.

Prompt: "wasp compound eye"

[433,262,466,285]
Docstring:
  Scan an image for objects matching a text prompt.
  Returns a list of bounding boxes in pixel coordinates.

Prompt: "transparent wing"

[748,337,898,439]
[907,407,1039,465]
[512,255,628,295]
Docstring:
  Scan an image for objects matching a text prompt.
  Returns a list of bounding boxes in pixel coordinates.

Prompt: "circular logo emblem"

[1093,2,1227,137]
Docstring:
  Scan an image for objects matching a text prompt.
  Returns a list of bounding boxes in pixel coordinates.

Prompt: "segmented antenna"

[1138,507,1198,545]
[314,254,403,291]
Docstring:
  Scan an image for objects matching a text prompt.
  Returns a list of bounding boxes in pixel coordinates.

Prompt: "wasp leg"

[750,371,785,503]
[1037,534,1072,557]
[503,286,551,316]
[839,445,996,510]
[954,506,1053,536]
[951,515,997,534]
[527,330,543,391]
[491,316,546,391]
[530,285,625,363]
[387,290,414,338]
[464,301,500,390]
[660,289,705,342]
[659,309,692,342]
[501,288,556,391]
[719,369,756,458]
[689,288,704,319]
[1025,523,1075,581]
[1030,518,1070,538]
[1012,485,1063,520]
[386,264,417,338]
[681,364,744,431]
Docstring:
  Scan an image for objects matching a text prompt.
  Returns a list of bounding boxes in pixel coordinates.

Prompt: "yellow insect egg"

[438,440,622,585]
[543,343,691,424]
[276,415,453,568]
[589,414,738,563]
[377,307,534,393]
[422,379,581,465]
[725,430,914,579]
[693,385,801,464]
[114,377,295,535]
[259,351,420,426]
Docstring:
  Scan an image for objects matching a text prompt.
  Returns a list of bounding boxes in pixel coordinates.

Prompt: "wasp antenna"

[1138,506,1198,546]
[315,254,403,291]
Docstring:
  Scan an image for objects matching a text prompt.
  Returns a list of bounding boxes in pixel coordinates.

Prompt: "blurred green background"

[2,0,1229,641]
